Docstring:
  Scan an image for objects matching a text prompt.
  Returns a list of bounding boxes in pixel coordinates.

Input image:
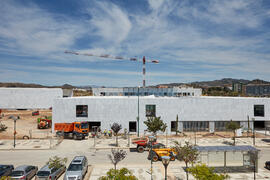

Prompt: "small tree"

[108,149,127,171]
[188,164,229,180]
[99,168,138,180]
[174,141,199,180]
[144,116,167,135]
[0,122,7,133]
[225,120,241,146]
[47,156,67,169]
[111,123,122,146]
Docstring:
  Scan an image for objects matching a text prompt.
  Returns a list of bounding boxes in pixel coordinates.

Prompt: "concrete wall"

[52,96,270,133]
[0,88,63,109]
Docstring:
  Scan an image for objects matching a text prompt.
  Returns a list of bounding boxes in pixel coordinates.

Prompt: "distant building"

[232,83,243,93]
[92,87,202,97]
[62,89,73,98]
[244,84,270,96]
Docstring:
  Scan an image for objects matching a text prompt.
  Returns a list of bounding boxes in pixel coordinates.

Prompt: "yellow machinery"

[148,147,177,162]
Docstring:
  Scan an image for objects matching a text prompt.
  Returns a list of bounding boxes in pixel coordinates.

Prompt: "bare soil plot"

[0,109,52,139]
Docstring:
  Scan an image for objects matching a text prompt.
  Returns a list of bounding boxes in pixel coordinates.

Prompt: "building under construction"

[52,96,270,133]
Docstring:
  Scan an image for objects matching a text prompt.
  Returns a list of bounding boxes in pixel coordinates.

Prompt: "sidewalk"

[0,139,59,150]
[89,136,270,149]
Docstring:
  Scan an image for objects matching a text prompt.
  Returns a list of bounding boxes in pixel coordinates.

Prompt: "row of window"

[76,104,157,117]
[76,104,265,118]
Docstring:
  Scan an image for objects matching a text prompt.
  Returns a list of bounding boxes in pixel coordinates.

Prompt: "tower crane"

[64,50,159,87]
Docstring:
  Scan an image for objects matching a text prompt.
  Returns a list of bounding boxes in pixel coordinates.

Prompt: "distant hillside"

[0,82,75,89]
[156,78,270,88]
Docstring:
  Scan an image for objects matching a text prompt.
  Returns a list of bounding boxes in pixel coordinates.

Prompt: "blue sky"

[0,0,270,86]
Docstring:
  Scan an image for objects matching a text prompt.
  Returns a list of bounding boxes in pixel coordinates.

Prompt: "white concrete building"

[92,87,202,97]
[52,96,270,133]
[0,88,63,109]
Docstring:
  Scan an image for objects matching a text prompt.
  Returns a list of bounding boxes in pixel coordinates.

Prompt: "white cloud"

[1,0,270,85]
[148,0,165,10]
[89,1,131,44]
[0,1,87,58]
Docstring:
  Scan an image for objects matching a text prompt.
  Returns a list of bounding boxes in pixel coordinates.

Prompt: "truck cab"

[73,122,89,139]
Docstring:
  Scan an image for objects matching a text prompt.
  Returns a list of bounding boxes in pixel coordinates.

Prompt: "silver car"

[64,156,88,180]
[10,165,38,180]
[35,164,66,180]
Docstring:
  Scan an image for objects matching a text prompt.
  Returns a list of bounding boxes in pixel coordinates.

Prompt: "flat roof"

[58,95,270,100]
[195,145,259,152]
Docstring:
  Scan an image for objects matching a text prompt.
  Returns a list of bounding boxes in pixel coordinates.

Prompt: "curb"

[89,147,132,150]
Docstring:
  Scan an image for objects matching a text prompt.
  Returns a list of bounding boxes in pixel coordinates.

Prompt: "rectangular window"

[129,121,137,132]
[254,105,264,117]
[183,121,209,131]
[76,105,88,117]
[171,121,177,132]
[146,105,156,117]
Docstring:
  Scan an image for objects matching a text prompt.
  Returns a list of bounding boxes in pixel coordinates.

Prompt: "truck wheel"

[152,154,159,162]
[73,134,77,140]
[137,146,144,153]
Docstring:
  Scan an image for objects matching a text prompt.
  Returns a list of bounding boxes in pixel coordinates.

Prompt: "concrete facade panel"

[0,88,63,109]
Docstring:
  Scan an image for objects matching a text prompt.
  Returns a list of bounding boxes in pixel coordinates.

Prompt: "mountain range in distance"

[0,78,270,89]
[155,78,270,88]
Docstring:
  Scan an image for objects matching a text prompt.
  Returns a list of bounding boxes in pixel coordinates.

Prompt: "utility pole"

[252,118,255,146]
[137,87,140,137]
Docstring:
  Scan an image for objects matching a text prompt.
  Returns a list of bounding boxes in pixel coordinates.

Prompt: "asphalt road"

[0,148,154,169]
[0,139,269,174]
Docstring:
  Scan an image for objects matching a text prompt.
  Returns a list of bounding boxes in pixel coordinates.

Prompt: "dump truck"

[132,137,159,153]
[54,122,89,140]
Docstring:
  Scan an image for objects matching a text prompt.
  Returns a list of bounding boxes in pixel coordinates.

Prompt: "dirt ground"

[0,109,52,139]
[0,110,268,140]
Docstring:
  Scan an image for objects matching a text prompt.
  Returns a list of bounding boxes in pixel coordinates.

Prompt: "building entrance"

[129,121,137,132]
[254,121,265,129]
[88,121,101,132]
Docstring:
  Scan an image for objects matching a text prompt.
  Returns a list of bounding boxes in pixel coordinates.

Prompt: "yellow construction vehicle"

[148,147,177,162]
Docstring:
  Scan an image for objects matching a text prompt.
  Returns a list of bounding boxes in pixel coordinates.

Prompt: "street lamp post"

[149,135,155,180]
[252,118,255,146]
[162,156,171,180]
[137,86,140,137]
[9,115,20,148]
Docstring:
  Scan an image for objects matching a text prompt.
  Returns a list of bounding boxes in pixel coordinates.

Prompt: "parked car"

[64,156,88,180]
[265,161,270,170]
[10,165,38,180]
[0,165,14,178]
[36,164,66,180]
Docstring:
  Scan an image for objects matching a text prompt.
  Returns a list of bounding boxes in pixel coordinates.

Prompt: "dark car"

[36,164,66,180]
[0,165,14,178]
[265,161,270,170]
[10,165,38,180]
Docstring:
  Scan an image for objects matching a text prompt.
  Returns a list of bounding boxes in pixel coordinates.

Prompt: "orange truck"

[54,122,89,140]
